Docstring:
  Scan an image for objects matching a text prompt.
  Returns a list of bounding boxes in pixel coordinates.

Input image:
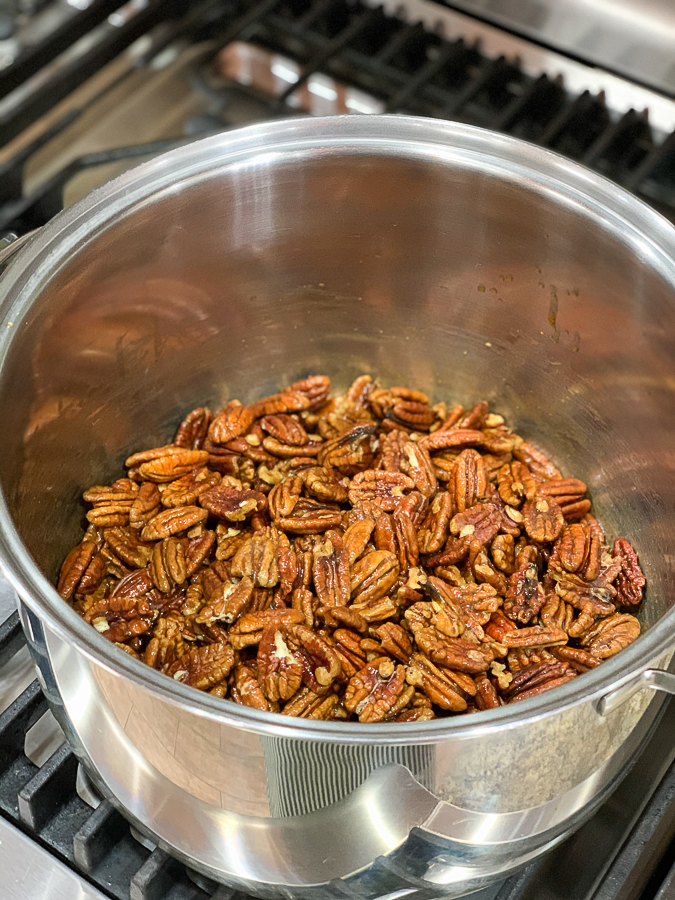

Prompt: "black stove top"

[1,0,675,237]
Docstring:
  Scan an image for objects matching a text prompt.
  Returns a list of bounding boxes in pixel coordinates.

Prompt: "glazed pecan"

[449,449,489,514]
[317,424,377,475]
[200,485,267,522]
[303,466,349,503]
[174,407,212,450]
[150,537,187,593]
[613,539,645,608]
[450,501,501,546]
[312,534,351,608]
[58,541,97,599]
[498,461,536,508]
[209,402,255,445]
[137,449,209,483]
[129,482,161,529]
[350,550,399,606]
[504,562,545,624]
[522,497,564,543]
[417,492,453,555]
[62,373,647,721]
[537,478,590,520]
[580,613,640,658]
[405,654,468,712]
[344,657,407,722]
[230,528,280,587]
[196,576,254,625]
[141,506,208,541]
[161,467,221,508]
[260,414,309,446]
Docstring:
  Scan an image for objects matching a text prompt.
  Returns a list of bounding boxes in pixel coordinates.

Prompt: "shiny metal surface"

[1,116,675,896]
[443,0,675,97]
[596,669,675,717]
[370,0,675,134]
[0,815,109,900]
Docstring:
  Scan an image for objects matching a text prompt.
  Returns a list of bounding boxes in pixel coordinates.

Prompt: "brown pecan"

[469,543,508,595]
[509,672,576,703]
[318,424,377,475]
[196,576,254,625]
[287,375,331,411]
[513,442,561,480]
[282,687,339,719]
[414,627,490,673]
[348,470,414,512]
[458,401,489,430]
[387,399,435,431]
[405,654,468,712]
[140,506,208,541]
[344,657,407,722]
[260,414,309,446]
[378,430,408,472]
[522,497,564,543]
[450,501,501,545]
[580,613,640,658]
[57,541,97,599]
[84,481,137,527]
[419,429,485,453]
[160,468,221,508]
[449,449,489,514]
[343,519,375,565]
[268,475,304,518]
[200,485,267,522]
[550,645,600,672]
[498,461,536,507]
[312,535,351,608]
[555,576,615,616]
[506,661,571,700]
[504,563,545,624]
[275,499,343,534]
[231,663,273,711]
[350,550,399,606]
[299,470,347,507]
[257,625,304,701]
[137,449,209,483]
[144,615,187,670]
[417,492,453,555]
[206,401,251,444]
[250,391,310,418]
[373,622,413,663]
[613,539,645,608]
[285,624,342,692]
[491,533,516,574]
[230,528,280,587]
[400,442,437,497]
[501,625,568,649]
[129,482,161,529]
[537,478,590,519]
[475,675,501,710]
[149,537,187,593]
[175,407,212,449]
[262,436,323,459]
[184,530,216,575]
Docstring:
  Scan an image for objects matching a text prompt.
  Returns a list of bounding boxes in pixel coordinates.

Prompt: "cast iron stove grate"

[2,607,675,900]
[1,0,675,234]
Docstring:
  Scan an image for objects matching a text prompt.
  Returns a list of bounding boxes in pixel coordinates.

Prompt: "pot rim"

[1,114,675,744]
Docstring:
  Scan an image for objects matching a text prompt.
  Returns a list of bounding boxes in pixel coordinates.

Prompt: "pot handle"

[596,668,675,716]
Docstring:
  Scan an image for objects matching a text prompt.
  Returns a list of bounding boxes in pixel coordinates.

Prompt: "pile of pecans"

[57,375,646,722]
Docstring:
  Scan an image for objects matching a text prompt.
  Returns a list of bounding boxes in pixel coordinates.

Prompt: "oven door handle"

[596,668,675,716]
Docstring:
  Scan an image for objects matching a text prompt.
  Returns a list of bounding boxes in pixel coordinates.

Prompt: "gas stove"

[1,1,675,898]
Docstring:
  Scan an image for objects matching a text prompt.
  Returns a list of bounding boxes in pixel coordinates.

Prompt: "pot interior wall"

[1,148,675,629]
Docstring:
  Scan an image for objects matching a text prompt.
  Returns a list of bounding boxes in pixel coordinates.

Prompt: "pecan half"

[613,539,645,608]
[140,506,208,541]
[580,613,640,658]
[522,497,564,543]
[504,562,545,624]
[450,449,489,514]
[350,550,399,606]
[405,654,468,712]
[200,485,267,522]
[344,657,407,722]
[175,407,212,450]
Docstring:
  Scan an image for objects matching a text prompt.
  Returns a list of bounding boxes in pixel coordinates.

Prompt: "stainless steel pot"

[1,116,675,899]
